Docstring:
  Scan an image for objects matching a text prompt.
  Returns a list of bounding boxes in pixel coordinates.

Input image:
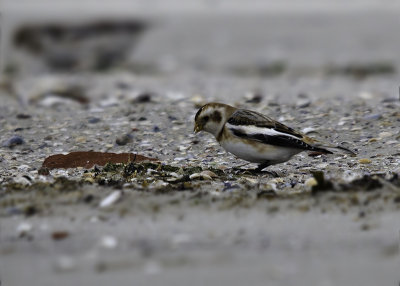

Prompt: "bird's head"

[194,102,236,137]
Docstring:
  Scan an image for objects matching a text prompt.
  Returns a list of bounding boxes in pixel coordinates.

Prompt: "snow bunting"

[194,102,355,171]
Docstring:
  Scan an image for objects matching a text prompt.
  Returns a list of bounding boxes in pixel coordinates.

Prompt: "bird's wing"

[226,109,332,153]
[227,109,304,138]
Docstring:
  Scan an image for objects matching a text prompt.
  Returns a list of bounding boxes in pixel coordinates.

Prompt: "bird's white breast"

[220,139,301,164]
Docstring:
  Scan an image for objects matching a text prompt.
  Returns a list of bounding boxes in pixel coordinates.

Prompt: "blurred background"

[1,2,400,286]
[2,0,400,77]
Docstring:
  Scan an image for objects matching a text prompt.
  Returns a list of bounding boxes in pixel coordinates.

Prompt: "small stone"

[2,135,25,148]
[52,231,69,240]
[75,136,87,143]
[241,177,259,185]
[13,175,32,186]
[301,127,317,134]
[83,194,94,203]
[189,172,213,180]
[84,177,95,183]
[38,167,50,176]
[99,235,118,249]
[16,113,31,119]
[244,91,263,103]
[296,98,311,108]
[133,92,153,103]
[358,92,373,100]
[363,113,382,120]
[99,97,119,107]
[360,223,370,231]
[191,95,206,108]
[88,117,101,124]
[379,131,392,138]
[358,158,372,164]
[305,177,318,187]
[16,222,33,237]
[150,180,169,188]
[368,138,379,143]
[115,134,132,146]
[200,170,218,178]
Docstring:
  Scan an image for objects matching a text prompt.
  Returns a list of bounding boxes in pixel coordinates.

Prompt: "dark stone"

[134,92,153,103]
[38,167,50,176]
[2,135,25,148]
[16,114,31,119]
[88,117,101,124]
[245,93,263,104]
[115,134,133,146]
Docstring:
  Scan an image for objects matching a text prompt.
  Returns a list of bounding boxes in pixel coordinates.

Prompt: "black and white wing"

[226,109,332,153]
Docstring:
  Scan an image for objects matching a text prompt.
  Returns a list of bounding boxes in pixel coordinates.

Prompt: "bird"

[194,102,355,172]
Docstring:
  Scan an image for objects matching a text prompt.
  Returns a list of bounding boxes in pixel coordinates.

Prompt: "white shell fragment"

[16,222,33,236]
[99,235,118,249]
[99,191,122,208]
[189,170,218,180]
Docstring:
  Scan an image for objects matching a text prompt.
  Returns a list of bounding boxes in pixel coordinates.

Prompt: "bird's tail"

[311,143,356,156]
[304,136,357,156]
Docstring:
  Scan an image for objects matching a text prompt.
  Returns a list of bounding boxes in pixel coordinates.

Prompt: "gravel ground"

[1,9,400,286]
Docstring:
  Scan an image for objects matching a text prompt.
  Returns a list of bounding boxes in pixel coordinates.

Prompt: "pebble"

[301,127,317,134]
[13,175,32,186]
[296,99,311,108]
[200,170,218,178]
[358,91,374,100]
[37,96,68,107]
[52,231,70,240]
[2,135,25,147]
[305,177,318,187]
[16,114,31,119]
[99,97,119,107]
[16,222,33,237]
[379,132,392,138]
[191,95,206,108]
[359,158,372,164]
[240,177,259,185]
[363,113,382,120]
[99,191,122,208]
[99,235,118,249]
[75,136,87,143]
[17,164,31,171]
[115,134,132,146]
[133,92,153,103]
[88,117,101,124]
[189,171,213,180]
[150,180,169,188]
[244,91,263,103]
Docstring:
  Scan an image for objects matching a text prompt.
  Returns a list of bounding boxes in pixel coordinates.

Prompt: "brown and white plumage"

[194,102,355,171]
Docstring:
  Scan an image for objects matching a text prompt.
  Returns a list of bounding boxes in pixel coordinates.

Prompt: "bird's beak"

[194,122,202,133]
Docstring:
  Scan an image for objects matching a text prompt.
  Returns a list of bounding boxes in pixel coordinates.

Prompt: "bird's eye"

[203,116,209,121]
